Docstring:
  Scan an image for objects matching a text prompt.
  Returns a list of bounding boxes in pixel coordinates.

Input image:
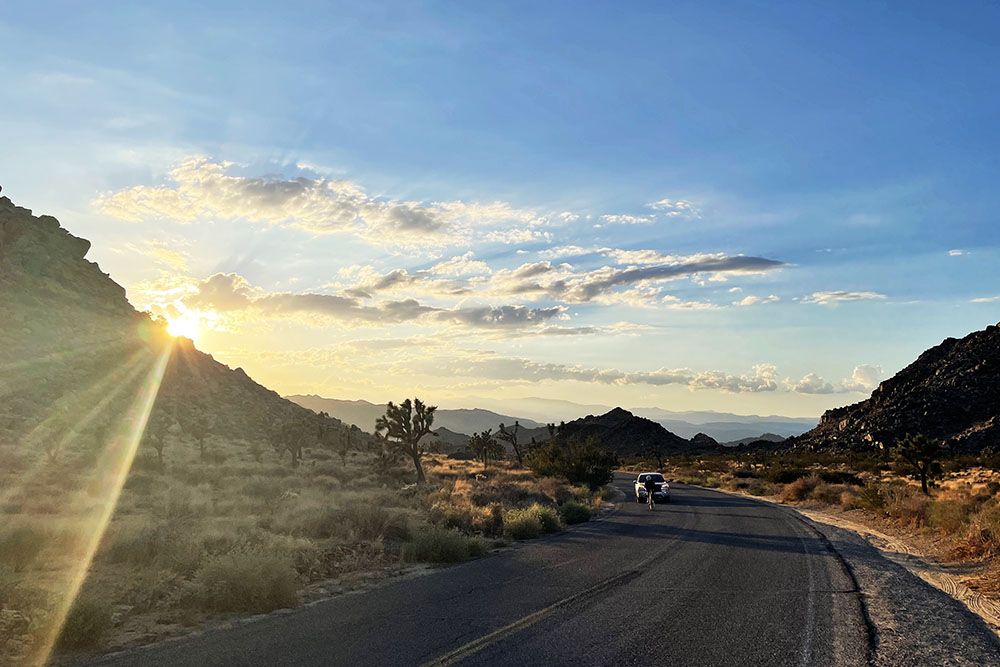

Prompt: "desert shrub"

[282,504,344,540]
[885,485,931,527]
[531,504,562,533]
[559,501,591,525]
[765,466,809,484]
[503,508,543,540]
[733,468,757,479]
[526,438,617,490]
[964,502,1000,557]
[242,476,285,501]
[190,550,298,613]
[401,528,486,563]
[468,479,549,508]
[342,503,411,542]
[808,482,844,505]
[780,474,822,503]
[57,592,113,650]
[818,470,863,486]
[0,524,46,570]
[927,499,972,534]
[0,564,17,603]
[104,521,204,576]
[595,485,616,502]
[538,477,575,504]
[473,504,505,537]
[429,502,474,532]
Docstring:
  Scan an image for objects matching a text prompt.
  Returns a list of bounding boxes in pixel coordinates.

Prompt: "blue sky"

[2,1,999,416]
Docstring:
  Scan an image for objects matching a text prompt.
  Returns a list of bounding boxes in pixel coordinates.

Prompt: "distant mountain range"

[405,396,816,443]
[286,395,543,435]
[794,322,1000,452]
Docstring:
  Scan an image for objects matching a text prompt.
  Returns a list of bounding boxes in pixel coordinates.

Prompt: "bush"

[765,467,808,484]
[780,475,822,503]
[808,482,844,505]
[0,524,46,570]
[559,501,591,525]
[927,499,971,534]
[526,438,617,490]
[886,486,931,527]
[401,528,486,563]
[965,502,1000,557]
[342,503,411,542]
[57,592,113,650]
[818,470,864,486]
[191,550,299,613]
[503,508,542,540]
[733,468,757,479]
[532,504,562,533]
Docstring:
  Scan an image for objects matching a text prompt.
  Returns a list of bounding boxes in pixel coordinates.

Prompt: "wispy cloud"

[802,290,886,305]
[183,272,568,332]
[733,294,780,307]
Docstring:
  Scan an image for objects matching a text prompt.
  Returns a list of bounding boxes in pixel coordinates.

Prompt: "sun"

[166,311,203,341]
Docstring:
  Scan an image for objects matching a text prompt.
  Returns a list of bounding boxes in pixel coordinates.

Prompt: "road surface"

[85,474,999,666]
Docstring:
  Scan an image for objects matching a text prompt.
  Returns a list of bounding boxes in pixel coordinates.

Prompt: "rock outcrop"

[0,195,359,458]
[792,323,1000,452]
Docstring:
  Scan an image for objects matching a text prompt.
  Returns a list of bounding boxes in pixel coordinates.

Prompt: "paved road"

[88,474,874,666]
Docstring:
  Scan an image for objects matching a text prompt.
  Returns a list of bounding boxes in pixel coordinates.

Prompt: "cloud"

[785,373,836,394]
[428,252,492,276]
[841,364,883,392]
[647,198,700,218]
[970,295,1000,303]
[948,249,967,257]
[124,240,189,271]
[183,272,565,331]
[785,364,883,394]
[734,294,780,307]
[419,355,779,392]
[661,295,719,310]
[94,156,548,248]
[599,214,655,225]
[802,290,886,305]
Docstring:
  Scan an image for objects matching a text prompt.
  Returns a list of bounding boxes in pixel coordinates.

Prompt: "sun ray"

[27,344,171,666]
[0,351,151,509]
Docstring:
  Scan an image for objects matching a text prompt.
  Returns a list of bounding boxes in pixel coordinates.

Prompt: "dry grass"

[0,445,601,663]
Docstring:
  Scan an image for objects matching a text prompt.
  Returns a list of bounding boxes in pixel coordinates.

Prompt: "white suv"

[635,472,671,504]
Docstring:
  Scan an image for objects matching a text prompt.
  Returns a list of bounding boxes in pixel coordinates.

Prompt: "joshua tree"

[191,414,214,462]
[470,429,505,469]
[375,398,436,483]
[497,421,525,465]
[271,418,313,467]
[894,433,944,495]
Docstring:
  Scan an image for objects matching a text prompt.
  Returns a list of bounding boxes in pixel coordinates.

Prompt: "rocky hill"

[0,195,356,465]
[552,407,721,457]
[792,323,1000,452]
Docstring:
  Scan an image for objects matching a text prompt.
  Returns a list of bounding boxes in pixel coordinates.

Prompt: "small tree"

[497,421,525,466]
[470,429,505,469]
[526,436,617,490]
[894,433,944,495]
[374,398,436,483]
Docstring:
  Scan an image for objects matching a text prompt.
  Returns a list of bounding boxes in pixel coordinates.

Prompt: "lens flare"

[26,344,171,666]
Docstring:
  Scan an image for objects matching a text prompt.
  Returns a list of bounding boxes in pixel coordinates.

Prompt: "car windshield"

[642,474,665,483]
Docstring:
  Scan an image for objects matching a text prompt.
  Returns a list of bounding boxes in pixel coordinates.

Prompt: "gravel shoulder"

[709,486,1000,665]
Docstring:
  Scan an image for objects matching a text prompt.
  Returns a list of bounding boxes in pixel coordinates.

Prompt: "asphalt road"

[86,474,878,666]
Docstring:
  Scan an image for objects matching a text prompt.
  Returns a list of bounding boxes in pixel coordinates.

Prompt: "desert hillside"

[793,323,1000,452]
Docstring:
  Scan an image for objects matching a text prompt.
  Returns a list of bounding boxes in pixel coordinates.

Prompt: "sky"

[2,1,999,418]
